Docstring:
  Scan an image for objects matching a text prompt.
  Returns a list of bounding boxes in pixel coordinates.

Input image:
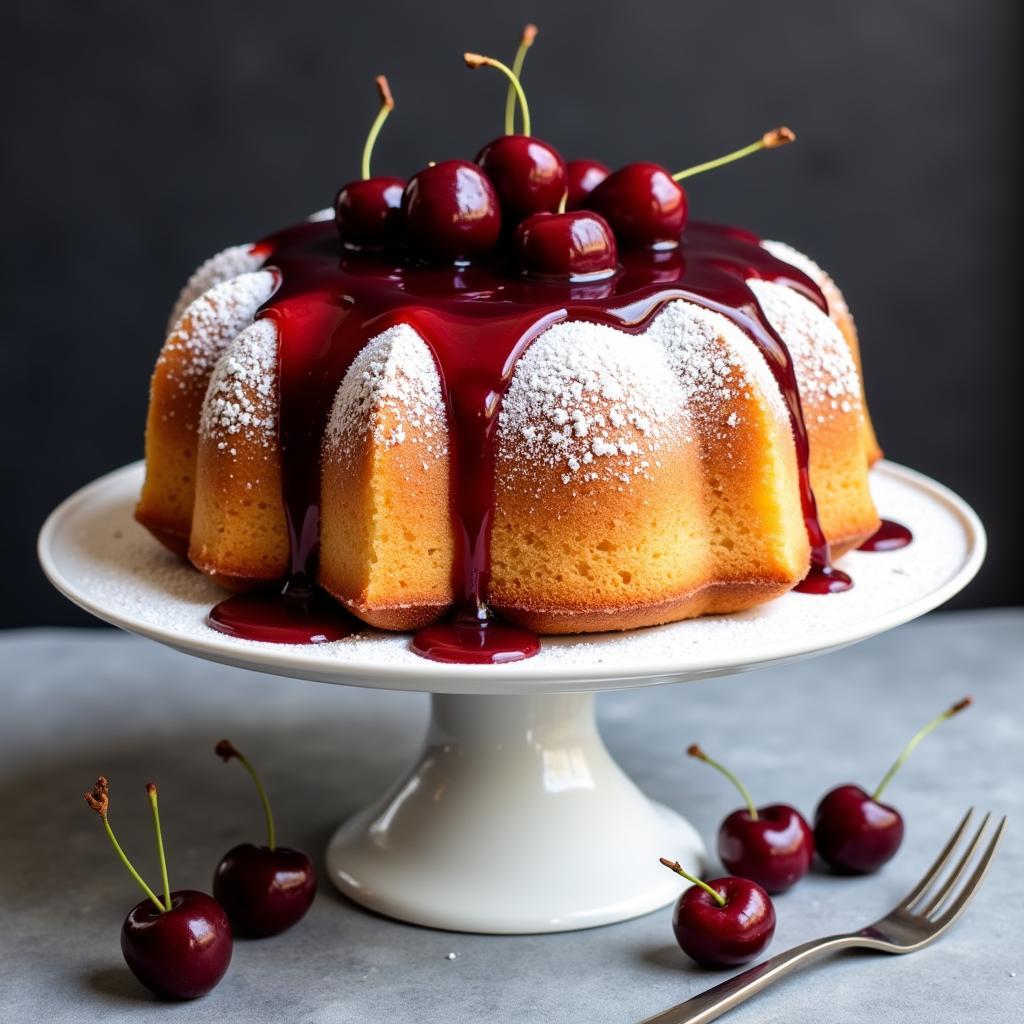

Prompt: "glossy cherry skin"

[814,784,905,874]
[475,135,567,223]
[718,804,814,894]
[513,211,618,281]
[213,843,316,937]
[334,176,405,249]
[587,162,688,248]
[565,159,610,209]
[672,876,776,968]
[401,160,502,263]
[120,890,232,1000]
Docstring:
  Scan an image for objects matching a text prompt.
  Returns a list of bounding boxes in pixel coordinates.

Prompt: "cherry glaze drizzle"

[211,219,848,661]
[859,518,913,552]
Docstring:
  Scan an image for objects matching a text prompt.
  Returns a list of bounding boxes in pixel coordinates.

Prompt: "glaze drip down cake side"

[134,57,886,664]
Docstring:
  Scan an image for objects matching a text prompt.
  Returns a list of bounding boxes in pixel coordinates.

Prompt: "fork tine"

[931,816,1006,928]
[917,812,992,917]
[900,808,974,912]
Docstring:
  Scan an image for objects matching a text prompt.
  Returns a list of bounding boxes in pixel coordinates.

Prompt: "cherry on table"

[815,697,972,874]
[213,739,316,937]
[513,210,617,281]
[659,858,775,967]
[565,159,610,209]
[335,75,405,250]
[121,891,232,1000]
[688,743,813,893]
[401,160,502,263]
[84,777,232,999]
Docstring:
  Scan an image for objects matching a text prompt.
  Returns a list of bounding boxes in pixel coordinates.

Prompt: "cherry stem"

[361,75,394,181]
[872,697,972,801]
[464,52,531,138]
[216,740,276,850]
[146,783,172,912]
[557,189,568,215]
[84,778,166,913]
[672,127,796,182]
[659,857,727,907]
[505,24,537,135]
[688,743,758,820]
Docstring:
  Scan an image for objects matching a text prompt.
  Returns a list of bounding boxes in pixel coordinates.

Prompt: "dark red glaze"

[513,211,618,281]
[587,163,688,248]
[671,876,776,967]
[216,218,840,663]
[213,843,316,937]
[207,586,357,644]
[814,784,904,873]
[120,891,232,1000]
[475,135,567,223]
[859,518,913,552]
[411,614,540,664]
[717,804,814,893]
[795,563,854,594]
[401,160,502,262]
[334,176,405,249]
[565,159,611,210]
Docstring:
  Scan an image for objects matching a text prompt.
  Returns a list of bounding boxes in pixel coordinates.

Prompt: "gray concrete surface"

[0,610,1020,1023]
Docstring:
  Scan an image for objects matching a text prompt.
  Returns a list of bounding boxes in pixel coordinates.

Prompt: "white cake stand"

[38,461,984,934]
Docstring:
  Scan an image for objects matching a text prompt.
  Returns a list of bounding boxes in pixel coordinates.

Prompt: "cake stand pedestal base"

[326,691,705,934]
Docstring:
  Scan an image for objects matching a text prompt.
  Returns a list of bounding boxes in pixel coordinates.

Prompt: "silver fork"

[640,809,1006,1024]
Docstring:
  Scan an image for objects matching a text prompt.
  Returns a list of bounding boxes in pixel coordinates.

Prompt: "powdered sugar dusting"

[747,280,861,420]
[498,319,681,490]
[325,324,447,463]
[159,270,278,386]
[167,244,264,333]
[200,319,278,451]
[647,299,790,437]
[762,240,851,322]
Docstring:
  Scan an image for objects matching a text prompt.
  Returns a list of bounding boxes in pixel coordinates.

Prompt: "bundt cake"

[135,58,885,664]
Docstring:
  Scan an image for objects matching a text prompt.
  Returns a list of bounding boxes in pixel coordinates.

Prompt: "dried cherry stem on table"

[146,782,172,911]
[872,697,972,801]
[216,739,277,850]
[659,857,726,906]
[687,743,759,820]
[84,776,166,913]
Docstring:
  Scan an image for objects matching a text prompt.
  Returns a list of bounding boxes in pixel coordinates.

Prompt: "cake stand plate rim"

[38,460,986,693]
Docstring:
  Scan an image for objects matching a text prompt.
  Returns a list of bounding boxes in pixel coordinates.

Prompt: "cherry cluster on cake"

[83,743,314,1000]
[332,27,794,280]
[659,698,971,968]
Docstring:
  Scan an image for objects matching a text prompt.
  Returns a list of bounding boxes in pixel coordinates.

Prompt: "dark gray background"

[4,0,1020,627]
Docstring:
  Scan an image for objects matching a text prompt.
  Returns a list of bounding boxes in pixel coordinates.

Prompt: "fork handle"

[639,935,859,1024]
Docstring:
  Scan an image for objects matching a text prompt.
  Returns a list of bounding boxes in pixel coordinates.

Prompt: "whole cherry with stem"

[334,75,405,250]
[659,857,776,967]
[212,739,317,936]
[587,127,796,248]
[84,777,232,1000]
[688,743,813,894]
[468,46,567,224]
[815,697,973,874]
